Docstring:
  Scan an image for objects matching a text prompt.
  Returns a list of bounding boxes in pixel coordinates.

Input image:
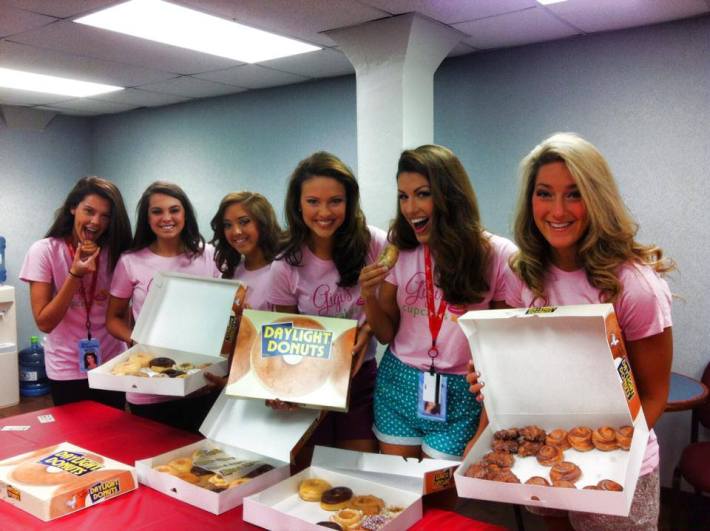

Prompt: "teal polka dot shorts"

[373,348,481,460]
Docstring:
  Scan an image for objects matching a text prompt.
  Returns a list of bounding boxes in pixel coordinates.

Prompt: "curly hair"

[389,144,491,305]
[512,132,675,304]
[210,191,283,278]
[279,152,370,288]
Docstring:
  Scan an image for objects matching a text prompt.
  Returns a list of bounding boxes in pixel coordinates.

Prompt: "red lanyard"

[66,240,99,340]
[424,245,447,372]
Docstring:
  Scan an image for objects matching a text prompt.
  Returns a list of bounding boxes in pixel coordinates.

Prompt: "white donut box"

[88,272,244,396]
[455,303,649,517]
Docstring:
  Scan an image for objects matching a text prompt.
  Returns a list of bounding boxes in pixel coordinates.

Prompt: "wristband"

[68,270,84,279]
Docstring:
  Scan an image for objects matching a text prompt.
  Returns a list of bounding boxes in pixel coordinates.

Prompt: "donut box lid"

[200,390,320,464]
[457,303,643,428]
[132,272,245,359]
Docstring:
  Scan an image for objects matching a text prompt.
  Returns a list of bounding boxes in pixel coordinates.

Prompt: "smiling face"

[299,176,347,242]
[397,171,434,244]
[223,202,261,261]
[147,193,185,242]
[532,161,589,270]
[70,193,111,244]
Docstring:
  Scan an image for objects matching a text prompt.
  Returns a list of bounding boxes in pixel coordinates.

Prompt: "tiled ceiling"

[0,0,708,116]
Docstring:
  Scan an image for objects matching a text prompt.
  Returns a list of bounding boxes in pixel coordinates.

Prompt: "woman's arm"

[274,304,299,314]
[106,295,133,344]
[359,263,399,344]
[626,327,673,430]
[464,407,489,457]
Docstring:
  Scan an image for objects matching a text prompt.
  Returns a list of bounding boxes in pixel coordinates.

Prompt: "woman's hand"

[465,361,485,402]
[359,263,389,302]
[69,243,100,278]
[351,323,373,376]
[265,399,300,412]
[204,372,228,389]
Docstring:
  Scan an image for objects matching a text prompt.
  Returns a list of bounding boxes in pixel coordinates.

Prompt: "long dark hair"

[131,181,204,255]
[389,145,491,305]
[279,152,370,287]
[210,191,283,278]
[45,176,132,271]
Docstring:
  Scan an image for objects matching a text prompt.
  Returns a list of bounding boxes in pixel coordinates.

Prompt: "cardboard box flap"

[200,391,319,463]
[132,272,243,358]
[458,303,634,426]
[311,446,459,494]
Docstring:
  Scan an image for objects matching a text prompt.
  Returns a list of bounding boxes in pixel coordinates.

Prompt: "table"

[665,372,708,412]
[0,401,503,531]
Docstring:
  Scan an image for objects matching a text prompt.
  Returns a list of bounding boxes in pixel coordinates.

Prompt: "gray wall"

[2,14,708,487]
[0,115,92,350]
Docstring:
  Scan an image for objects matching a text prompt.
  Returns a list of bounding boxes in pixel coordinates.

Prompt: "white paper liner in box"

[88,272,241,396]
[455,304,648,516]
[136,390,319,514]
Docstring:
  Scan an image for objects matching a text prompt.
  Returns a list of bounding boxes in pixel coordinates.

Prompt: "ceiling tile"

[0,5,55,38]
[0,41,175,86]
[259,48,354,78]
[91,88,191,107]
[448,42,478,57]
[545,0,710,33]
[137,76,247,98]
[2,0,118,18]
[11,20,243,76]
[0,87,67,106]
[195,64,309,90]
[39,97,139,115]
[455,6,581,50]
[359,0,537,24]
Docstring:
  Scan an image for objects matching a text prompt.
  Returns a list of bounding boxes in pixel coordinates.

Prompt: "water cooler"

[0,285,19,408]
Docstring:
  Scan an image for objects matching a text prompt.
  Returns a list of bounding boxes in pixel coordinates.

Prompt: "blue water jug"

[0,235,6,283]
[19,336,50,397]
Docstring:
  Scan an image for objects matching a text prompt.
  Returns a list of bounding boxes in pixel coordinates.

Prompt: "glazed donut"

[228,478,251,488]
[552,480,577,489]
[567,426,594,452]
[519,425,546,442]
[79,240,98,259]
[592,427,618,451]
[545,429,571,450]
[492,439,519,454]
[525,476,550,486]
[517,441,543,457]
[349,494,385,515]
[177,362,194,371]
[251,316,333,398]
[49,469,135,520]
[149,357,175,372]
[330,327,358,395]
[163,369,186,378]
[208,475,229,489]
[167,457,192,474]
[128,352,153,368]
[550,462,582,483]
[320,486,354,511]
[616,426,634,451]
[298,478,332,502]
[177,472,200,484]
[464,462,488,479]
[482,451,515,468]
[597,479,624,491]
[228,315,256,385]
[154,465,177,475]
[536,445,564,466]
[493,428,519,440]
[331,508,364,529]
[378,244,399,269]
[12,451,105,486]
[492,470,521,483]
[112,360,142,376]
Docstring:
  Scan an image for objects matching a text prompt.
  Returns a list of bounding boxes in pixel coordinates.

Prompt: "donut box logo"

[88,479,120,503]
[38,451,103,477]
[6,485,21,501]
[525,306,557,314]
[260,322,334,360]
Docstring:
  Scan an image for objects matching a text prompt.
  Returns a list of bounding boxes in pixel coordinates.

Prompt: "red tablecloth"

[0,401,503,530]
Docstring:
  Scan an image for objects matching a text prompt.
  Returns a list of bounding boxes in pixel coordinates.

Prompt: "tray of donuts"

[244,466,422,531]
[136,440,288,515]
[455,422,647,516]
[0,442,137,521]
[88,346,228,396]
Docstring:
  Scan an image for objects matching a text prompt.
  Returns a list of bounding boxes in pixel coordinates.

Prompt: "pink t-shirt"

[19,238,126,380]
[110,245,220,405]
[506,261,672,475]
[385,233,517,375]
[231,262,273,311]
[269,226,387,361]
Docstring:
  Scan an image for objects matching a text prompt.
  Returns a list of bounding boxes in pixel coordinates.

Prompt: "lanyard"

[424,245,447,373]
[66,240,99,340]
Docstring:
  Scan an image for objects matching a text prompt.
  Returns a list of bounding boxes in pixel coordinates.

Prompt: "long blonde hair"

[512,132,674,303]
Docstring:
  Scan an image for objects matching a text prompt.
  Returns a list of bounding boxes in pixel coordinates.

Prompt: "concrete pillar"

[327,14,464,228]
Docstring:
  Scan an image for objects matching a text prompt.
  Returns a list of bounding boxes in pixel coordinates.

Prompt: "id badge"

[78,338,101,372]
[417,371,447,422]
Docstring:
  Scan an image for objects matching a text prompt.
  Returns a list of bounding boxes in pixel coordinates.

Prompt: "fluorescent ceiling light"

[537,0,568,5]
[75,0,321,64]
[0,67,123,97]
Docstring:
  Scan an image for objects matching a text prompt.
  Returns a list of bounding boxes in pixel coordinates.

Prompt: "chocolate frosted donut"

[320,486,354,511]
[149,357,175,372]
[163,369,186,378]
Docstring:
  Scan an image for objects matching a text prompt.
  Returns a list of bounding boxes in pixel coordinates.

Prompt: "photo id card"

[417,371,447,422]
[78,338,101,372]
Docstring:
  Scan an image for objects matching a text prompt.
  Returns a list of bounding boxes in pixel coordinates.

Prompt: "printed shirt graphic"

[385,233,517,375]
[268,226,387,361]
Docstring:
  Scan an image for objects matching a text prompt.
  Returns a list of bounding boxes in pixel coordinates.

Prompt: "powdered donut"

[49,469,135,519]
[227,315,256,385]
[330,327,358,393]
[128,351,153,368]
[12,451,105,486]
[251,316,333,398]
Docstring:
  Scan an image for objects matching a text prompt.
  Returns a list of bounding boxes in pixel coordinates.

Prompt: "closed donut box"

[225,309,358,411]
[0,442,137,521]
[455,304,649,516]
[88,272,245,396]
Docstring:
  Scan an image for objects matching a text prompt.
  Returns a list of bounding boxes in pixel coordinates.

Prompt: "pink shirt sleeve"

[268,258,298,307]
[488,235,518,302]
[615,263,672,342]
[19,239,55,284]
[109,254,135,299]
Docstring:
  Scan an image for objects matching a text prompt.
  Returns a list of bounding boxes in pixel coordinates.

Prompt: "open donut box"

[0,442,137,521]
[88,272,245,396]
[135,390,320,514]
[225,309,358,411]
[455,303,649,516]
[243,446,460,530]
